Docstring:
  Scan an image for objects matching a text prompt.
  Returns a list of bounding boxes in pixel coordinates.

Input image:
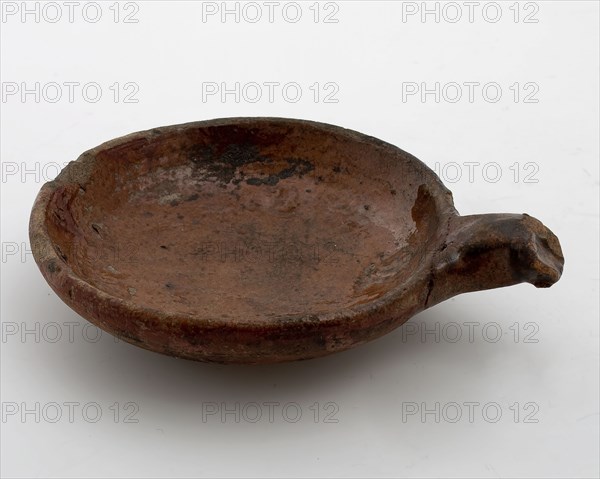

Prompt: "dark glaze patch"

[47,260,60,273]
[245,158,314,186]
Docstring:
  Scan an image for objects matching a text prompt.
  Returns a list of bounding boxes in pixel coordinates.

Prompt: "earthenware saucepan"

[29,118,564,364]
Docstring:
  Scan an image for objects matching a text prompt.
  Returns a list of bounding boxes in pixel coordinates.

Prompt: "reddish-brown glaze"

[29,118,564,363]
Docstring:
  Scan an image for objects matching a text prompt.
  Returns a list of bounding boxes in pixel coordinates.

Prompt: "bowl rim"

[29,116,459,334]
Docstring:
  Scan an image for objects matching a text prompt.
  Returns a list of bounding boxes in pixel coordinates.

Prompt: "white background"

[1,1,598,478]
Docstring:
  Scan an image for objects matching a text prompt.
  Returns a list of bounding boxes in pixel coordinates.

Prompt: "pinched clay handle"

[426,213,564,307]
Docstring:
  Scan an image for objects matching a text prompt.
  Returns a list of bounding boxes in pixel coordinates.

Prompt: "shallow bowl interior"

[45,119,448,321]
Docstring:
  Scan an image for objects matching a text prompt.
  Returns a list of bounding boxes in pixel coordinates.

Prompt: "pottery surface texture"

[29,118,564,364]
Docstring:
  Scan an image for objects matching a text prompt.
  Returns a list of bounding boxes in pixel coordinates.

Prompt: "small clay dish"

[30,118,564,364]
